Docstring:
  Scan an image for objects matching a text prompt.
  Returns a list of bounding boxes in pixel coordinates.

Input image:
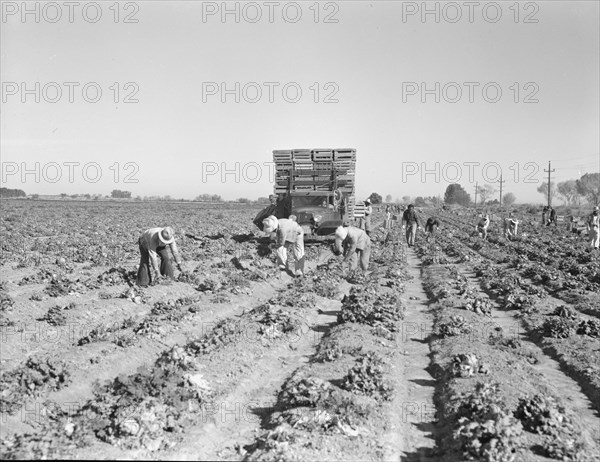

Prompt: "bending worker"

[334,225,371,271]
[263,215,305,276]
[476,214,490,240]
[137,227,183,287]
[425,216,440,234]
[503,215,520,239]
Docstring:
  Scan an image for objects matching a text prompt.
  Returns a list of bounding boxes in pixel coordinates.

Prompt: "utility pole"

[544,161,555,207]
[498,174,505,208]
[474,182,478,208]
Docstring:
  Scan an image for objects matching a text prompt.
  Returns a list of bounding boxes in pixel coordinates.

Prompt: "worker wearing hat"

[262,215,305,276]
[137,227,183,286]
[587,206,599,249]
[476,214,490,240]
[503,213,520,240]
[334,225,371,271]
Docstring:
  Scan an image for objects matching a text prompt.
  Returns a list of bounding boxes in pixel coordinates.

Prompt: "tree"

[444,184,471,206]
[402,195,411,204]
[503,192,516,206]
[0,188,26,198]
[194,194,223,202]
[556,180,579,206]
[414,196,427,207]
[256,197,270,204]
[576,173,600,205]
[536,181,557,204]
[60,193,68,198]
[111,190,132,199]
[237,198,251,203]
[385,194,393,203]
[368,192,382,204]
[477,184,496,205]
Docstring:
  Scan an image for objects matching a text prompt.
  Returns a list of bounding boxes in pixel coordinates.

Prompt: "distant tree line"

[0,188,26,198]
[537,173,599,206]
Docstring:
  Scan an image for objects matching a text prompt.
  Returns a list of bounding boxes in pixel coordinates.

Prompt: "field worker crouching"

[425,217,440,235]
[476,214,490,240]
[334,225,371,271]
[587,206,599,250]
[137,227,183,287]
[263,215,306,277]
[402,204,421,247]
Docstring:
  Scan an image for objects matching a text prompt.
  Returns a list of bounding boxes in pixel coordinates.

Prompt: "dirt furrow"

[164,297,341,461]
[381,249,437,462]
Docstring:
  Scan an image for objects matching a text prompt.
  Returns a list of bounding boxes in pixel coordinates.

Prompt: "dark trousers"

[137,241,174,287]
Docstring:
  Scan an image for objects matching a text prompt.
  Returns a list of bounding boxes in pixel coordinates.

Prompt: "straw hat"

[335,226,348,240]
[262,216,279,233]
[158,227,175,245]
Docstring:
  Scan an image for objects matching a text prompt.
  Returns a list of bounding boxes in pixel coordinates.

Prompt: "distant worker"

[566,215,575,233]
[425,216,440,235]
[587,206,599,250]
[547,207,557,227]
[503,215,520,239]
[385,204,392,229]
[476,214,490,240]
[364,199,373,236]
[262,215,305,276]
[542,206,549,227]
[402,204,421,247]
[137,227,183,287]
[334,225,371,271]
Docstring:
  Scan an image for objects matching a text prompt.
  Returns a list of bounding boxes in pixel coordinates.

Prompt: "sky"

[1,0,599,203]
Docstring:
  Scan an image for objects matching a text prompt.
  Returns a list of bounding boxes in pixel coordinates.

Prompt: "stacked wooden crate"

[273,148,356,195]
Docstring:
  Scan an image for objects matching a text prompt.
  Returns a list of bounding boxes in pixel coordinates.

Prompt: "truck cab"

[254,148,356,240]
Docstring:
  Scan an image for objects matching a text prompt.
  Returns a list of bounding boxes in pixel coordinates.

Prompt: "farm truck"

[254,148,362,240]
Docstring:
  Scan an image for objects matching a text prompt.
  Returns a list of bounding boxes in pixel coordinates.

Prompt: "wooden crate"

[353,203,366,218]
[275,163,292,171]
[334,149,356,161]
[294,162,313,170]
[333,161,355,170]
[292,149,312,161]
[312,149,333,161]
[273,150,292,162]
[313,162,333,170]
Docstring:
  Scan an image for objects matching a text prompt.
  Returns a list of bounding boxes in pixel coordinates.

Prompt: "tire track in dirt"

[381,248,437,462]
